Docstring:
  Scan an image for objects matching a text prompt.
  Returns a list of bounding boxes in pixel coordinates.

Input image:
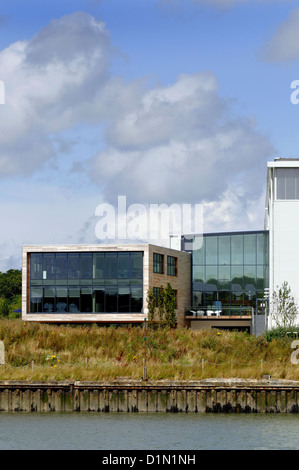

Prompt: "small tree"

[271,281,298,329]
[164,283,177,328]
[146,288,156,326]
[158,286,165,327]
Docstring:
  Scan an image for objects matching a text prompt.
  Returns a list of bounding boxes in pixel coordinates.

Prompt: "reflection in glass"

[80,253,93,279]
[43,287,55,312]
[30,287,42,312]
[68,287,80,313]
[131,287,143,312]
[244,234,256,265]
[118,253,130,279]
[56,287,67,312]
[68,253,80,279]
[56,254,68,279]
[205,237,217,264]
[43,254,55,280]
[106,253,117,278]
[94,253,105,280]
[218,236,230,265]
[231,235,243,265]
[31,254,43,280]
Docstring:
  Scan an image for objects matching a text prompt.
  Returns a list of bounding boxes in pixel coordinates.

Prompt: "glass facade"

[29,251,143,314]
[182,231,269,314]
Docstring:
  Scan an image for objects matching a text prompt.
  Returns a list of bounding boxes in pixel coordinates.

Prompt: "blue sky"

[0,0,299,270]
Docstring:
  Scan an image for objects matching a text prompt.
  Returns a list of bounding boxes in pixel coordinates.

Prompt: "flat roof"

[267,158,299,168]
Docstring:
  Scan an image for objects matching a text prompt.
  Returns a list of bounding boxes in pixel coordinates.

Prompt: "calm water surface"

[0,412,298,450]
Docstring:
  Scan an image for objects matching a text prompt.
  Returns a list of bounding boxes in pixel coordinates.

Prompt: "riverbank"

[0,319,298,382]
[1,378,299,413]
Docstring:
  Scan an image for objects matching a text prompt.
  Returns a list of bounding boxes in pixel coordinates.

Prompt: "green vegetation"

[0,270,21,319]
[0,320,298,382]
[147,283,177,328]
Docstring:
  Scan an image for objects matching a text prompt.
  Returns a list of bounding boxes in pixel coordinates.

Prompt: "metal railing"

[185,305,253,318]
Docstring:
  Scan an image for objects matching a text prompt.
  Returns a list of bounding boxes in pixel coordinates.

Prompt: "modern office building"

[21,158,299,332]
[22,244,191,327]
[181,231,269,332]
[265,158,299,329]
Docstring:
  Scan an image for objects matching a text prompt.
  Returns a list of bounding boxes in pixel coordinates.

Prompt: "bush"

[264,326,299,342]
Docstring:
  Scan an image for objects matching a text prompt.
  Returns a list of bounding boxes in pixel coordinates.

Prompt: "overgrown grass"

[0,320,298,381]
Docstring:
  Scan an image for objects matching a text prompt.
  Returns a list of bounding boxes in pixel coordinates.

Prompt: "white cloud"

[0,11,275,269]
[0,11,132,177]
[90,72,273,213]
[261,7,299,62]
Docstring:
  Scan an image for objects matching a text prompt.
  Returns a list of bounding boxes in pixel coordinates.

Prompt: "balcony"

[185,305,253,319]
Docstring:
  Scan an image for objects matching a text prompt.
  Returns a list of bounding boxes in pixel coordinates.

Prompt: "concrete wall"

[265,161,299,329]
[1,380,299,413]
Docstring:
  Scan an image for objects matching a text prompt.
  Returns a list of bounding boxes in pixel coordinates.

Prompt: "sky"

[0,0,299,271]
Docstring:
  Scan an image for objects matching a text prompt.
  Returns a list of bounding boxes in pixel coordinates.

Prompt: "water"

[0,412,298,450]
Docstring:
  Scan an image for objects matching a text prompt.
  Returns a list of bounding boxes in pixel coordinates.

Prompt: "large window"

[183,231,269,313]
[167,256,177,276]
[153,253,164,274]
[276,168,299,200]
[29,251,143,314]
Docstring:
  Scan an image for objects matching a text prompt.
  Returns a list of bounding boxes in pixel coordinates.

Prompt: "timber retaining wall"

[1,379,299,413]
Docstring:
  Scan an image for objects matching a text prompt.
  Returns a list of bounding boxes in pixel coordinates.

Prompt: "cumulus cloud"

[90,72,273,213]
[261,7,299,62]
[0,11,141,177]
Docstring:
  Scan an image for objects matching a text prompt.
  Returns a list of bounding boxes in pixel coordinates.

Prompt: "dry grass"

[0,319,298,381]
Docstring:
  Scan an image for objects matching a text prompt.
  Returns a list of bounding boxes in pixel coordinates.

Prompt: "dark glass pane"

[106,287,118,312]
[80,253,93,279]
[94,253,105,280]
[68,287,80,313]
[81,287,92,312]
[130,252,142,278]
[167,256,176,276]
[94,288,105,313]
[30,254,43,280]
[131,287,143,312]
[43,254,55,280]
[205,237,217,264]
[118,286,130,312]
[118,253,130,279]
[231,235,243,265]
[153,253,163,274]
[244,234,256,265]
[56,253,68,279]
[106,253,118,279]
[43,287,55,312]
[218,236,230,265]
[30,287,42,313]
[56,287,67,313]
[68,253,80,280]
